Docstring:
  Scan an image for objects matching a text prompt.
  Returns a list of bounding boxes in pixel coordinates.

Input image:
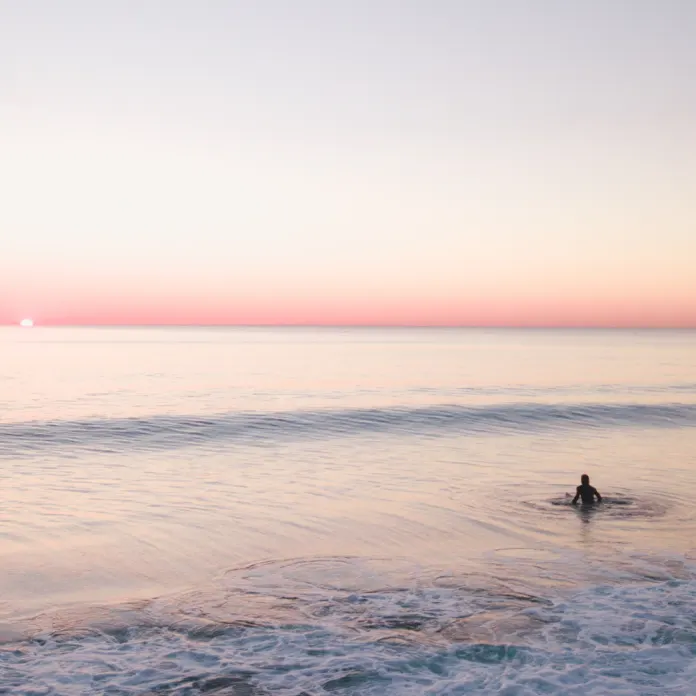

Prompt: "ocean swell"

[1,402,695,458]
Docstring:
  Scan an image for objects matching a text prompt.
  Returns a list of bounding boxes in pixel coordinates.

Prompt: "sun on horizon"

[20,318,35,327]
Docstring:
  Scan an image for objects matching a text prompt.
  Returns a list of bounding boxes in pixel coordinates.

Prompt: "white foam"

[3,570,695,695]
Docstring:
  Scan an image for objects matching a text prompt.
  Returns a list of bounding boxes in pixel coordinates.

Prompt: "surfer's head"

[581,474,590,485]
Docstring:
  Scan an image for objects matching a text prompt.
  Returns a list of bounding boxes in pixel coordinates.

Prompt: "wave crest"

[1,402,695,457]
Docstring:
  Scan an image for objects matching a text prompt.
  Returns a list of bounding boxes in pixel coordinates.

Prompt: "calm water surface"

[1,327,695,694]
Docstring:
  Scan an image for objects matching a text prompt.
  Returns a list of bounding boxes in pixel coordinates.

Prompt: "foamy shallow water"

[1,328,695,694]
[3,556,696,695]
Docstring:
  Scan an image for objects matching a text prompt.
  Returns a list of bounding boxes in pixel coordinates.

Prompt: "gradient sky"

[1,0,694,326]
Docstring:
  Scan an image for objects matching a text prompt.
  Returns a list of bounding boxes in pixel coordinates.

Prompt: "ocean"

[1,327,695,695]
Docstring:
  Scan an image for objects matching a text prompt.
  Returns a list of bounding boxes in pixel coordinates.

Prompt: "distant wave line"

[1,402,695,458]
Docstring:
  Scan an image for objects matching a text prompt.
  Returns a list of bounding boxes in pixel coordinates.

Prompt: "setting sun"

[19,318,34,327]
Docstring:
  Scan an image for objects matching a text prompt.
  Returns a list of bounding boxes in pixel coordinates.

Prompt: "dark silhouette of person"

[572,474,602,505]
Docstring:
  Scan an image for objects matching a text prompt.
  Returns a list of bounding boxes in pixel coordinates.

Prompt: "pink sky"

[2,2,694,327]
[4,273,695,327]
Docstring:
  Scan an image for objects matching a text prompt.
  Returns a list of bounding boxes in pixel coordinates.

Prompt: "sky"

[1,0,694,327]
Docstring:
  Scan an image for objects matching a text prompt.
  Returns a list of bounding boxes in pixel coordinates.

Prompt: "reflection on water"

[2,428,693,622]
[0,328,695,694]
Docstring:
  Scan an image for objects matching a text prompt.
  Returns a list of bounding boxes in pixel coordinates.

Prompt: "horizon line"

[2,323,695,330]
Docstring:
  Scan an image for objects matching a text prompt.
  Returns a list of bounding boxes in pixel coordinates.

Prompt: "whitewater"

[1,327,695,695]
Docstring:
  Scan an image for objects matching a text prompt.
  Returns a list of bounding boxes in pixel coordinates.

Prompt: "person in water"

[572,474,602,505]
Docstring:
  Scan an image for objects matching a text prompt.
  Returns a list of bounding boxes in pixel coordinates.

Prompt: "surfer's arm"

[594,488,602,502]
[571,488,580,505]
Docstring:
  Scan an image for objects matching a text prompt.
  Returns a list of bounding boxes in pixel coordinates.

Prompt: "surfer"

[572,474,602,505]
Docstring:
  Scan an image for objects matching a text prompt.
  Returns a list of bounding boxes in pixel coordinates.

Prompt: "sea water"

[1,327,695,695]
